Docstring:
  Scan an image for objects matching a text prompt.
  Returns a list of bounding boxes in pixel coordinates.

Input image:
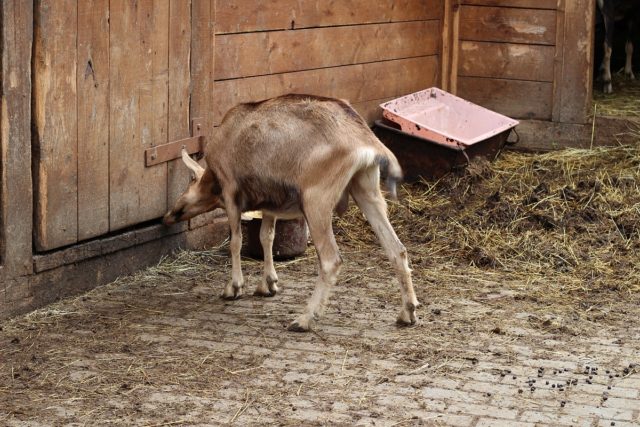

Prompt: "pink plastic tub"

[380,88,519,148]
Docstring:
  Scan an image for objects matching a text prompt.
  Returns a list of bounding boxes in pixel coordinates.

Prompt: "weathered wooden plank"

[1,0,34,275]
[32,0,78,251]
[6,220,228,319]
[460,5,556,45]
[461,0,557,9]
[187,0,216,232]
[457,76,553,120]
[459,41,555,82]
[556,0,594,124]
[190,0,215,137]
[551,0,565,123]
[216,20,441,80]
[351,97,397,125]
[510,117,640,152]
[167,0,192,211]
[77,0,109,241]
[217,0,444,34]
[213,55,439,125]
[450,1,461,94]
[109,0,168,231]
[441,0,454,91]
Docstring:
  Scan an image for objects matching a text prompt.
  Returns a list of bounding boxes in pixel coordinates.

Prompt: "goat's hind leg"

[288,200,342,332]
[254,213,279,297]
[350,167,419,326]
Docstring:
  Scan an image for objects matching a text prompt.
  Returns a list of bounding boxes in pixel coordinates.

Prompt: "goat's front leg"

[254,214,279,297]
[222,204,245,299]
[289,203,341,332]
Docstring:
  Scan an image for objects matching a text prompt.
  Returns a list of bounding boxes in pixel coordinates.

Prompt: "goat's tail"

[375,150,403,200]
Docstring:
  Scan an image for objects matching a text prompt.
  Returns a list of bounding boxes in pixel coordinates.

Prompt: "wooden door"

[442,0,594,125]
[33,0,214,251]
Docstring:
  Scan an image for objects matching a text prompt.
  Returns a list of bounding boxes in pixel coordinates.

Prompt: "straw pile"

[593,77,640,118]
[335,144,640,325]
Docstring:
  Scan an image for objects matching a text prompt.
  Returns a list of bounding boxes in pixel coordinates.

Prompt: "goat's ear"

[181,148,205,179]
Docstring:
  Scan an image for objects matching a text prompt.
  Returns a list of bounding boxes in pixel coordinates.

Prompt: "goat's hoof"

[254,288,276,298]
[287,319,310,332]
[603,82,613,94]
[254,278,279,297]
[396,302,418,327]
[221,282,244,300]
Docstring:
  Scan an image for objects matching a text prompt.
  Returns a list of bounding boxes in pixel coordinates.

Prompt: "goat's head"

[163,149,223,225]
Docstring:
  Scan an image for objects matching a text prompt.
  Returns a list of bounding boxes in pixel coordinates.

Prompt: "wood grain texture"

[213,56,439,125]
[551,0,565,123]
[187,0,216,232]
[461,0,557,9]
[1,0,34,275]
[459,41,555,82]
[217,0,444,34]
[460,5,556,45]
[32,0,78,251]
[167,0,192,211]
[457,76,553,120]
[556,0,594,124]
[441,0,454,91]
[109,0,168,231]
[77,0,110,241]
[216,20,440,80]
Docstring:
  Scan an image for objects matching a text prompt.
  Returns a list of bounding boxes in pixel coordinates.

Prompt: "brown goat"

[164,94,418,331]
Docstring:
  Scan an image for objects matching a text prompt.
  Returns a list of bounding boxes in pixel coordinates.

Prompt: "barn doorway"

[591,2,640,121]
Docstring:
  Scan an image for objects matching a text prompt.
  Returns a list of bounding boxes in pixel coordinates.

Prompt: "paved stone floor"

[1,248,639,426]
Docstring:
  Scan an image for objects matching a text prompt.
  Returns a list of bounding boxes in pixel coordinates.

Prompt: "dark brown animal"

[597,0,639,93]
[164,94,418,331]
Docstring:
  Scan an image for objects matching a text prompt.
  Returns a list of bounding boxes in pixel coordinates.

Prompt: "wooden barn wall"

[213,0,444,125]
[31,0,215,252]
[451,0,558,121]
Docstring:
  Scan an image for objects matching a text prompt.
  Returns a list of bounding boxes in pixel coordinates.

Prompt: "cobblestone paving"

[1,250,639,426]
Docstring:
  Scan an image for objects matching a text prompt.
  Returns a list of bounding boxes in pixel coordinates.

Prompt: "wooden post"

[440,0,453,91]
[188,0,220,231]
[554,0,594,124]
[1,0,34,277]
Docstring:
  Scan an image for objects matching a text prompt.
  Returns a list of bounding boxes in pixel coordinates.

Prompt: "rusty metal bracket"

[145,118,205,167]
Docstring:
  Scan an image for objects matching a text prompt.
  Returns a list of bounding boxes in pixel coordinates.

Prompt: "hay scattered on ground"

[1,144,640,424]
[336,143,640,328]
[593,77,640,118]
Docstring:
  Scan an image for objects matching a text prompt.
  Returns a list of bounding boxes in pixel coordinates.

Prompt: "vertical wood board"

[167,0,192,209]
[77,0,110,241]
[556,0,594,124]
[109,0,168,231]
[1,0,34,275]
[33,0,78,250]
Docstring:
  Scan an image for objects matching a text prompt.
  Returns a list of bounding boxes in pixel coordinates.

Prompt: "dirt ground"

[1,144,640,426]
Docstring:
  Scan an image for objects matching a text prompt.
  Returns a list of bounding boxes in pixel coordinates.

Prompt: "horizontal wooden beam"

[145,118,204,167]
[216,0,444,34]
[509,117,640,152]
[216,20,441,80]
[213,55,440,125]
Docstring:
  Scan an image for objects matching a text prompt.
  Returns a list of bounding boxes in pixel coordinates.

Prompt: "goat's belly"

[264,209,304,220]
[235,175,302,214]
